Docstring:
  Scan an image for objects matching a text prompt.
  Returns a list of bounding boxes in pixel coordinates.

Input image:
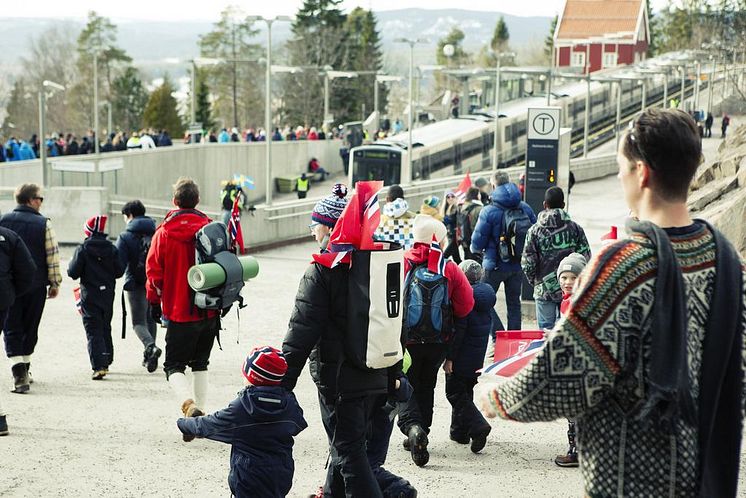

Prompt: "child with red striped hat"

[177,346,307,498]
[67,215,125,380]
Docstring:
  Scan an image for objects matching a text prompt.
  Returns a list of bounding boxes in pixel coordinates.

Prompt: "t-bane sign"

[528,108,560,141]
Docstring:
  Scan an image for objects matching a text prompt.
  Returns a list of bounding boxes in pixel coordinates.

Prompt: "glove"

[150,303,162,323]
[395,375,414,402]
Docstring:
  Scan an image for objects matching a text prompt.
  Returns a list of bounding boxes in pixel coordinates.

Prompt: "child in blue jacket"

[444,259,496,453]
[177,346,308,498]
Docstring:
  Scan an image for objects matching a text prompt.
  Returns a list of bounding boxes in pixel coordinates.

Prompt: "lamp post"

[679,65,686,109]
[492,51,515,170]
[374,74,403,127]
[93,51,100,155]
[246,15,292,207]
[39,80,65,187]
[395,38,428,185]
[99,101,112,137]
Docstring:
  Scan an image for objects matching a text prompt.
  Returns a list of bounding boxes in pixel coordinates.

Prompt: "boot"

[180,399,205,442]
[25,363,33,384]
[144,344,162,373]
[11,363,29,394]
[407,425,429,467]
[469,425,491,454]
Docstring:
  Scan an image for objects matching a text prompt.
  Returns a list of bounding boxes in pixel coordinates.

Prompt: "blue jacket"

[177,386,307,498]
[116,216,156,291]
[18,142,36,160]
[469,183,536,271]
[451,282,496,377]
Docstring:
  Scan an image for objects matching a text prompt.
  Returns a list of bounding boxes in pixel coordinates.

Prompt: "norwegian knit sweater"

[488,221,746,497]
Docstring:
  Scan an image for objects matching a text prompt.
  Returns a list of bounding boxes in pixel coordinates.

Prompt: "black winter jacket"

[282,262,393,399]
[68,234,125,294]
[177,386,307,498]
[450,282,496,377]
[0,226,37,310]
[116,216,156,291]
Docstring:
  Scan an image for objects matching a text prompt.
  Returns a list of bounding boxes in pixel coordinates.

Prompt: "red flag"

[312,181,384,268]
[228,191,245,254]
[600,226,618,246]
[453,171,472,203]
[427,235,446,275]
[479,330,546,377]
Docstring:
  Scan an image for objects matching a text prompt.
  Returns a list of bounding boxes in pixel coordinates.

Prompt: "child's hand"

[442,360,453,374]
[477,384,498,419]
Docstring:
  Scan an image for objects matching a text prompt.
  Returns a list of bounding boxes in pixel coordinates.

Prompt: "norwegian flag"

[479,331,546,377]
[313,181,384,268]
[453,171,472,203]
[427,235,446,275]
[600,226,618,247]
[73,286,83,316]
[228,190,245,254]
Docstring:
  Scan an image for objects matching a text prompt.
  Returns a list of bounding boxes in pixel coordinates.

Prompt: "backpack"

[132,233,152,286]
[345,242,405,370]
[403,263,454,344]
[192,221,245,313]
[457,203,480,247]
[499,207,532,264]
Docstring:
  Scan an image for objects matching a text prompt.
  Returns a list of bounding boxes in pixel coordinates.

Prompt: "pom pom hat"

[242,346,288,386]
[84,215,108,237]
[311,183,349,228]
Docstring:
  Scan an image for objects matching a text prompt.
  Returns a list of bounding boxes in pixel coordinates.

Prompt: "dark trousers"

[163,317,218,378]
[461,243,482,264]
[324,394,384,498]
[443,236,461,264]
[398,343,447,433]
[81,289,115,370]
[482,269,523,333]
[445,373,490,439]
[2,287,46,358]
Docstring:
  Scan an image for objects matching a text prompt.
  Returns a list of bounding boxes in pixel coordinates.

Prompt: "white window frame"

[603,52,617,68]
[571,51,586,68]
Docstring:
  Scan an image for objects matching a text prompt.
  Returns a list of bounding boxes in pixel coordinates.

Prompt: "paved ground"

[2,131,744,497]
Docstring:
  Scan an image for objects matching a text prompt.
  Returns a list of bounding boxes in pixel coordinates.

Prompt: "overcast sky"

[7,0,669,21]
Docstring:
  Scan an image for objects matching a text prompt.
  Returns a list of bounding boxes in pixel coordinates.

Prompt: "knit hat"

[241,346,287,386]
[474,177,488,188]
[420,195,441,218]
[556,253,588,278]
[459,259,484,284]
[84,215,107,237]
[412,214,447,244]
[311,184,348,228]
[383,198,409,218]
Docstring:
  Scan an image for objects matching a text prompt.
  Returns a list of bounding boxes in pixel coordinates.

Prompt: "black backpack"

[402,262,454,344]
[499,207,532,264]
[193,221,245,313]
[457,203,480,247]
[132,233,152,286]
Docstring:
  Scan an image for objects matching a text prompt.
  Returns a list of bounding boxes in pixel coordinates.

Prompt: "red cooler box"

[483,330,546,377]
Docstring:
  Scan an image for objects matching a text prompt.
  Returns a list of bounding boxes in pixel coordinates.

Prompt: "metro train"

[349,55,703,187]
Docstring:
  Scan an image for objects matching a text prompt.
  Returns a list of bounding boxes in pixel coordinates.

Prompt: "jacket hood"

[160,209,210,242]
[126,216,156,236]
[404,243,430,264]
[239,385,292,421]
[472,282,497,312]
[83,233,113,258]
[490,182,521,208]
[383,198,410,218]
[537,208,570,229]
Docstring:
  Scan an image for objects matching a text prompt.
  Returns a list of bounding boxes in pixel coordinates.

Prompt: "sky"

[6,0,670,22]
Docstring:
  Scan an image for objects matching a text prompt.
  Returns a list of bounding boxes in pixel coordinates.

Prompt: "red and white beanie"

[84,215,108,237]
[242,346,287,386]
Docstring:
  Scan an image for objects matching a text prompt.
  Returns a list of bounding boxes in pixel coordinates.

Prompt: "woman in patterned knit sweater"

[481,108,746,497]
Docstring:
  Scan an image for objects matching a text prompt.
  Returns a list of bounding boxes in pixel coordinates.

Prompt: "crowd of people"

[0,108,744,498]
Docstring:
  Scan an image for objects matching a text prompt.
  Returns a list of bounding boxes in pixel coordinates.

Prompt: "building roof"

[556,0,645,41]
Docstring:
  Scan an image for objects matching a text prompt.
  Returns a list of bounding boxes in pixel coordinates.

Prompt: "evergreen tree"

[345,8,385,125]
[1,79,36,139]
[198,6,262,129]
[111,67,148,133]
[491,16,510,54]
[646,0,658,56]
[195,69,215,131]
[143,76,184,137]
[435,28,470,94]
[545,15,558,61]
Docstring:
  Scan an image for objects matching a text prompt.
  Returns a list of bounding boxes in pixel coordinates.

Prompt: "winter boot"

[469,424,491,454]
[0,415,8,436]
[91,369,107,380]
[11,363,29,394]
[407,425,429,467]
[25,363,33,384]
[555,420,579,467]
[145,345,162,373]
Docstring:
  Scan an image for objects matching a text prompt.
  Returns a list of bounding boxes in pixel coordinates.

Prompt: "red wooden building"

[553,0,650,74]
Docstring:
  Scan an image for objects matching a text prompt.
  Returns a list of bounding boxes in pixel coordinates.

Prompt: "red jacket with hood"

[146,208,216,323]
[404,242,475,321]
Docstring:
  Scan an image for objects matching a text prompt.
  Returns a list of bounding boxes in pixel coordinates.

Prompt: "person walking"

[376,184,416,250]
[721,113,730,138]
[0,184,62,393]
[297,174,309,200]
[116,200,161,372]
[482,108,746,497]
[440,191,462,264]
[0,224,36,431]
[522,186,591,330]
[458,187,483,263]
[704,112,713,138]
[146,178,218,416]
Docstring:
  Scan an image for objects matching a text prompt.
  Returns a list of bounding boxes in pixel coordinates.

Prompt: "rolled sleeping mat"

[188,255,260,291]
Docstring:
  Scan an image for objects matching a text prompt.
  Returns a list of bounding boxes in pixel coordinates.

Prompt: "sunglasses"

[33,196,44,202]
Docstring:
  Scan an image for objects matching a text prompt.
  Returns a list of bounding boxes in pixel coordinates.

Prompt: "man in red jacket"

[146,177,218,417]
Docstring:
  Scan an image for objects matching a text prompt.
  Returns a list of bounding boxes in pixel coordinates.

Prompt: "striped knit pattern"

[491,223,746,497]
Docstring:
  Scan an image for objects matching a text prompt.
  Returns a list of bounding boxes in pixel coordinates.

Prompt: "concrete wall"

[0,160,43,187]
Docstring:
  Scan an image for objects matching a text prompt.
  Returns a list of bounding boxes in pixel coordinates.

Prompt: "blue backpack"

[403,263,453,343]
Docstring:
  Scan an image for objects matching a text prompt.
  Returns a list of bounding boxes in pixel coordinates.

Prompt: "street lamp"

[93,50,101,155]
[99,101,113,137]
[322,68,359,132]
[39,80,65,187]
[492,51,515,170]
[245,15,292,207]
[395,38,428,185]
[374,74,403,128]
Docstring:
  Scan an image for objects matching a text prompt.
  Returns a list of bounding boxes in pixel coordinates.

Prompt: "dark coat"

[470,183,536,271]
[0,205,48,290]
[0,227,37,310]
[450,282,496,377]
[282,263,391,399]
[115,216,156,291]
[177,386,307,498]
[68,234,125,296]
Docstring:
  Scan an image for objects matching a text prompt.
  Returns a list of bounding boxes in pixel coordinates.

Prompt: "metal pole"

[641,80,646,112]
[615,81,622,150]
[583,75,590,158]
[708,62,715,113]
[324,75,330,132]
[722,64,728,103]
[39,91,47,186]
[374,78,379,121]
[695,62,701,110]
[546,70,552,106]
[94,51,100,155]
[492,56,501,171]
[107,103,112,137]
[191,61,197,125]
[663,74,668,109]
[407,42,414,183]
[265,19,273,206]
[680,66,685,109]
